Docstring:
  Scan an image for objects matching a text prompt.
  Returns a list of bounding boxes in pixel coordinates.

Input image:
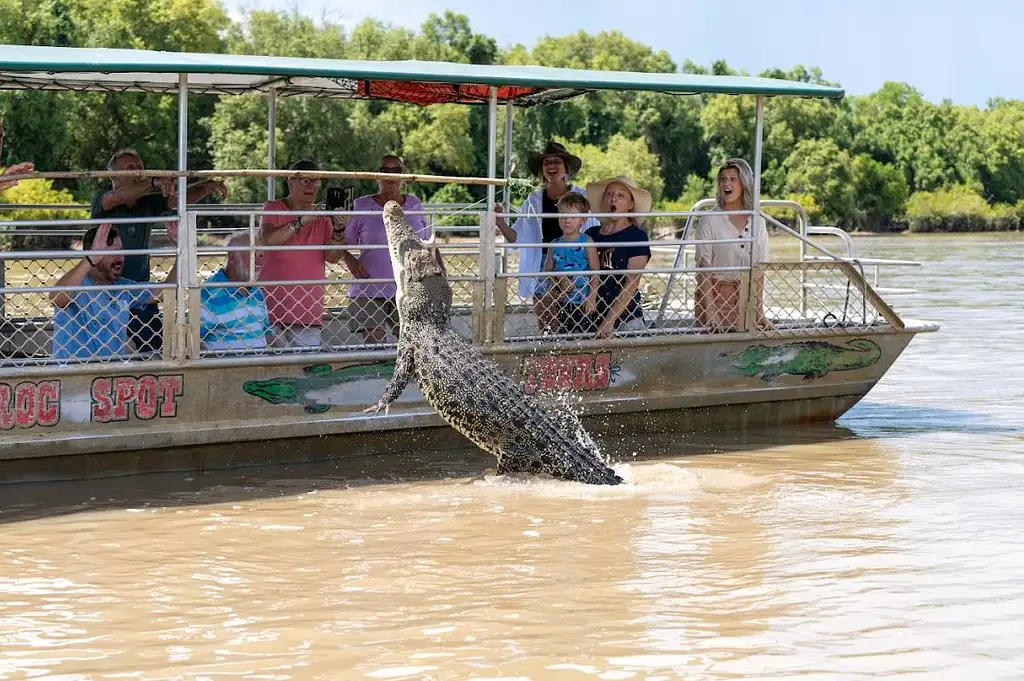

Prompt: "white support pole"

[480,87,499,343]
[752,96,764,222]
[267,88,277,201]
[175,73,193,360]
[501,99,514,275]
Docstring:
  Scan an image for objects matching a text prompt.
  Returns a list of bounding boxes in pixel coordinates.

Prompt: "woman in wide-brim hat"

[583,176,653,338]
[495,141,597,333]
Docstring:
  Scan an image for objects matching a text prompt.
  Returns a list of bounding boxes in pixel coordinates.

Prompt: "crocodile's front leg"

[364,343,415,416]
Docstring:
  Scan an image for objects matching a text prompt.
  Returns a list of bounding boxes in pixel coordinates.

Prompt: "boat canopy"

[0,44,845,106]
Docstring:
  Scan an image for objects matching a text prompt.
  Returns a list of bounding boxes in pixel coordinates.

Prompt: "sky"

[224,0,1021,107]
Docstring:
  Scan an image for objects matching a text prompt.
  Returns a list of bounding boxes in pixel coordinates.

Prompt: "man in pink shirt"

[342,155,443,343]
[259,159,349,348]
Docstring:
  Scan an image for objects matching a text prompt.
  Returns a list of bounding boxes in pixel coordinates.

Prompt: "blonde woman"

[585,176,653,339]
[694,158,770,331]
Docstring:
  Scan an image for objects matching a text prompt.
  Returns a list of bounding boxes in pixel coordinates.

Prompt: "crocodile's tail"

[502,438,623,485]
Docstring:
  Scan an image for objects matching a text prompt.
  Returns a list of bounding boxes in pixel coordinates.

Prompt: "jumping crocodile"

[243,361,396,414]
[363,200,622,486]
[722,338,882,383]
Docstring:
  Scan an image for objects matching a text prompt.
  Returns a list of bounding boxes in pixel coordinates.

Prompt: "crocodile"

[722,338,882,383]
[243,360,396,414]
[364,200,622,486]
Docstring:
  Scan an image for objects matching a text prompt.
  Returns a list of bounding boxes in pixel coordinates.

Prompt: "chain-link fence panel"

[755,261,899,337]
[1,255,175,366]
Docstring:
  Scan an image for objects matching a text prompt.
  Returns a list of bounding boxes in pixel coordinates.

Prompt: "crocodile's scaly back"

[370,201,622,486]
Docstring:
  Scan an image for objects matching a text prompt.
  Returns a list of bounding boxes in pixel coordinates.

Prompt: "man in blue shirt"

[50,223,177,361]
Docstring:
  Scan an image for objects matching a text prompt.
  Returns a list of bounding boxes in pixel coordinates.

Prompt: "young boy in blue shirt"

[542,192,601,335]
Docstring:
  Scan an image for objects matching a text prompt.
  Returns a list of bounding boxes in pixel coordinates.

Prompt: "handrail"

[807,225,856,258]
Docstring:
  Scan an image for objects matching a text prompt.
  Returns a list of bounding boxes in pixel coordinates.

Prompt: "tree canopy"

[1,2,1021,231]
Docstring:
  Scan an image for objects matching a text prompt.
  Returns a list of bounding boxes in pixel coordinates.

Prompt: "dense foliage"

[1,1,1021,232]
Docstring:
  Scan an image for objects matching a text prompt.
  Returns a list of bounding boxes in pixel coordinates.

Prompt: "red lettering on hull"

[0,380,61,429]
[520,352,615,396]
[91,374,184,423]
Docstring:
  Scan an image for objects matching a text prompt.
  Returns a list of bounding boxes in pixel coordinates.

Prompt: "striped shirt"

[200,269,270,351]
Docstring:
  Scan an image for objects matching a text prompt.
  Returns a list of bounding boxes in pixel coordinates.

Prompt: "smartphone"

[326,186,354,212]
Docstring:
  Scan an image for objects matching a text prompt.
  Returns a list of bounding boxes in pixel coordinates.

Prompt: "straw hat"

[586,176,653,223]
[527,141,583,177]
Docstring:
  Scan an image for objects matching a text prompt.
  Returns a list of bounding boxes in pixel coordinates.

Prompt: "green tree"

[851,155,909,228]
[561,134,664,203]
[782,138,855,226]
[0,173,85,249]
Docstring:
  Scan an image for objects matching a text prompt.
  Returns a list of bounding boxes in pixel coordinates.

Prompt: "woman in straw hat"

[496,141,597,333]
[694,158,770,331]
[584,176,653,338]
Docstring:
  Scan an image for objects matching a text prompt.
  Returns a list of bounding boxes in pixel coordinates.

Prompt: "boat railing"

[803,225,920,296]
[0,187,909,373]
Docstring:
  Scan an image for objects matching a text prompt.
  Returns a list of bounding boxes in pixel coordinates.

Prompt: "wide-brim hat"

[527,141,583,177]
[586,176,653,223]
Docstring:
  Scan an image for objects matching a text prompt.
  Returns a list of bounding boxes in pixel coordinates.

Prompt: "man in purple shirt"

[341,155,444,343]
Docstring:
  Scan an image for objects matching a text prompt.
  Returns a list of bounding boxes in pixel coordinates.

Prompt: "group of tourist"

[1,138,772,362]
[500,142,769,336]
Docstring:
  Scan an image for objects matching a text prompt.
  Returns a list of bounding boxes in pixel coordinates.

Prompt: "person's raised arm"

[51,223,113,309]
[97,178,161,213]
[0,161,34,193]
[185,179,227,204]
[260,211,312,246]
[596,254,649,339]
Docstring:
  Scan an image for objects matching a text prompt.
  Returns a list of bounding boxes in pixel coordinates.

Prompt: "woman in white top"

[496,141,597,333]
[694,158,771,331]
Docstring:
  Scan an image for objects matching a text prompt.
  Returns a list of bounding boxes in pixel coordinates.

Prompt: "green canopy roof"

[0,44,845,106]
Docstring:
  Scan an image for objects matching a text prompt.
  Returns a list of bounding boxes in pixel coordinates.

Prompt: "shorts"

[347,298,398,337]
[557,302,596,335]
[616,316,646,333]
[129,302,163,354]
[270,324,322,349]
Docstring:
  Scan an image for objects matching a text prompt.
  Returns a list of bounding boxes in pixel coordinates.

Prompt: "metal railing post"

[479,87,499,344]
[267,88,277,201]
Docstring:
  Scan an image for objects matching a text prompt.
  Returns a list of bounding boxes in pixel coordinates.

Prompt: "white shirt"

[509,185,596,299]
[694,212,770,282]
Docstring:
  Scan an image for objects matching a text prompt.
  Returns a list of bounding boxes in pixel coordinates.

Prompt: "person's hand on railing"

[595,317,616,340]
[153,177,177,197]
[341,251,370,279]
[0,161,33,192]
[165,218,179,246]
[204,180,228,201]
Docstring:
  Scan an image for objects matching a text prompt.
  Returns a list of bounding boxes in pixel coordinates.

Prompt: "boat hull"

[0,323,934,484]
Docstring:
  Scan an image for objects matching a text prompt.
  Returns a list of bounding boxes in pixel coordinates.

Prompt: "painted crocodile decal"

[721,338,882,383]
[243,360,396,414]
